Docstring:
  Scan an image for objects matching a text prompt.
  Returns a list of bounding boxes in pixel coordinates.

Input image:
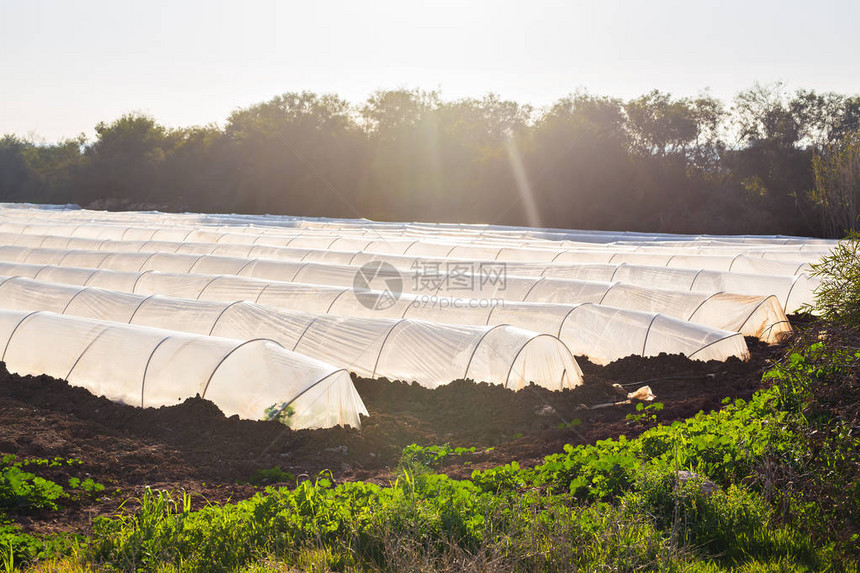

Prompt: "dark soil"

[0,336,787,536]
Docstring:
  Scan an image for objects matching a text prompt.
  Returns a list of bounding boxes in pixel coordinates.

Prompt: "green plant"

[398,443,477,471]
[626,401,664,427]
[0,523,78,571]
[0,456,65,513]
[2,539,11,573]
[557,417,582,430]
[245,466,295,486]
[810,231,860,327]
[264,402,296,426]
[809,131,860,237]
[1,455,106,513]
[68,477,106,495]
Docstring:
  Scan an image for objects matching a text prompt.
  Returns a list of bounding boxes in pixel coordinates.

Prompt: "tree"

[157,125,225,209]
[0,135,84,204]
[728,83,816,234]
[223,92,367,216]
[733,82,800,148]
[0,135,39,202]
[688,93,727,172]
[80,114,175,206]
[432,94,532,221]
[810,131,860,237]
[528,92,632,229]
[624,90,698,158]
[361,89,439,134]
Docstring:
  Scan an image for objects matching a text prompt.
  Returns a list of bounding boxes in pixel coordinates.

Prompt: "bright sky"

[2,0,858,143]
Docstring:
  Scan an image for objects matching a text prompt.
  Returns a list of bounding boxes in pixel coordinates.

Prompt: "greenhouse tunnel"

[0,231,820,313]
[0,276,582,390]
[0,268,751,364]
[0,308,367,429]
[0,210,838,257]
[0,245,793,340]
[0,223,831,260]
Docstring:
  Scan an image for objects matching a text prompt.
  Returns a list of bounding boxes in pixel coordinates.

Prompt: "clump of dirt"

[0,336,785,535]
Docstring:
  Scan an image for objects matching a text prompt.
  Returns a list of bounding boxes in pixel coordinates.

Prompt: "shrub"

[810,231,860,328]
[0,455,65,513]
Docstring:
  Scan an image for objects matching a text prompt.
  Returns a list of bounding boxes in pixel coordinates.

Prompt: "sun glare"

[504,135,542,229]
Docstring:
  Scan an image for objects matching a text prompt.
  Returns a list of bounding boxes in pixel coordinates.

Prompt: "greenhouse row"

[0,276,582,390]
[0,266,750,363]
[0,232,818,312]
[0,246,790,339]
[0,218,828,272]
[0,203,839,248]
[0,206,835,251]
[0,308,366,429]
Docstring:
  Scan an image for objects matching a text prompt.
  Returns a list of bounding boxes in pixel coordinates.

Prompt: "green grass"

[0,456,102,571]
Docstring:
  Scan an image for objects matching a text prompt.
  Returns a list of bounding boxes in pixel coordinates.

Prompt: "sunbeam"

[505,134,542,228]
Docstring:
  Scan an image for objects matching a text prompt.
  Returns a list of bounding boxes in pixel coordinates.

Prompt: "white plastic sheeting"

[0,264,752,363]
[0,207,834,270]
[0,308,366,429]
[0,232,818,313]
[0,205,838,252]
[0,276,582,389]
[0,221,827,268]
[0,245,791,340]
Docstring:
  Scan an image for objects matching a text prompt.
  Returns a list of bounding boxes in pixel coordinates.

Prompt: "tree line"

[2,83,859,237]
